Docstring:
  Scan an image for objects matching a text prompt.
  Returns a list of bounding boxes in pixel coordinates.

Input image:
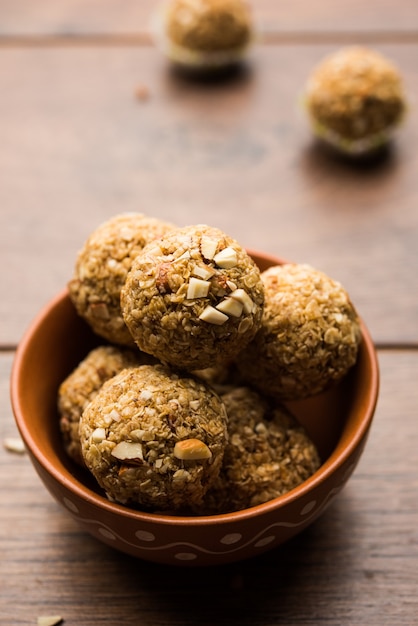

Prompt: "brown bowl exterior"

[10,251,379,566]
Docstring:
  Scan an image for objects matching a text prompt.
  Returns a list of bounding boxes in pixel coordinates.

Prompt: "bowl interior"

[11,250,379,524]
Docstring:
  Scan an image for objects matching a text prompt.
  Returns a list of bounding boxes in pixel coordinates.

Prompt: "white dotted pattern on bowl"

[60,466,355,563]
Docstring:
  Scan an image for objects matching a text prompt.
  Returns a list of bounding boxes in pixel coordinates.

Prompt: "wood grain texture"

[1,349,417,625]
[1,44,417,346]
[0,0,418,37]
[1,4,417,624]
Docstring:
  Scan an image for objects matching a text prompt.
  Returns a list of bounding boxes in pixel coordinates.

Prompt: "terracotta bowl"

[11,251,379,567]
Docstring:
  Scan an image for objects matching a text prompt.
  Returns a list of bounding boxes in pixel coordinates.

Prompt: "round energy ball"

[58,345,143,466]
[156,0,254,69]
[79,364,228,511]
[121,224,264,371]
[68,213,174,346]
[196,386,321,514]
[305,46,406,154]
[237,264,362,400]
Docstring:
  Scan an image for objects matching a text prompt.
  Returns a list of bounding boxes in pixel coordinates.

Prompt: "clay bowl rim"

[10,249,380,529]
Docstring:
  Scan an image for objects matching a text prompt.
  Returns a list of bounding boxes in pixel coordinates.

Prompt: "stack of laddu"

[59,212,361,514]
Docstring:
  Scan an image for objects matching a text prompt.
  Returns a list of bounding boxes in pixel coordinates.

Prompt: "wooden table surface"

[1,2,418,624]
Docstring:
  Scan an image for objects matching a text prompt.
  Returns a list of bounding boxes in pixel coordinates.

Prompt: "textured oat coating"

[58,345,143,466]
[68,213,174,346]
[79,364,228,511]
[237,264,362,400]
[306,46,406,142]
[196,386,321,514]
[121,224,264,371]
[166,0,252,52]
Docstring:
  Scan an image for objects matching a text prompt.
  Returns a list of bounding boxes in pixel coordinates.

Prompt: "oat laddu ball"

[79,364,228,511]
[165,0,253,53]
[58,345,143,466]
[196,386,321,514]
[237,264,362,400]
[121,224,264,371]
[305,46,406,154]
[68,213,174,346]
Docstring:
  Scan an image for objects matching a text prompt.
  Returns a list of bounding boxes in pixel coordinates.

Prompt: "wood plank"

[1,44,417,346]
[1,349,417,625]
[0,0,418,37]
